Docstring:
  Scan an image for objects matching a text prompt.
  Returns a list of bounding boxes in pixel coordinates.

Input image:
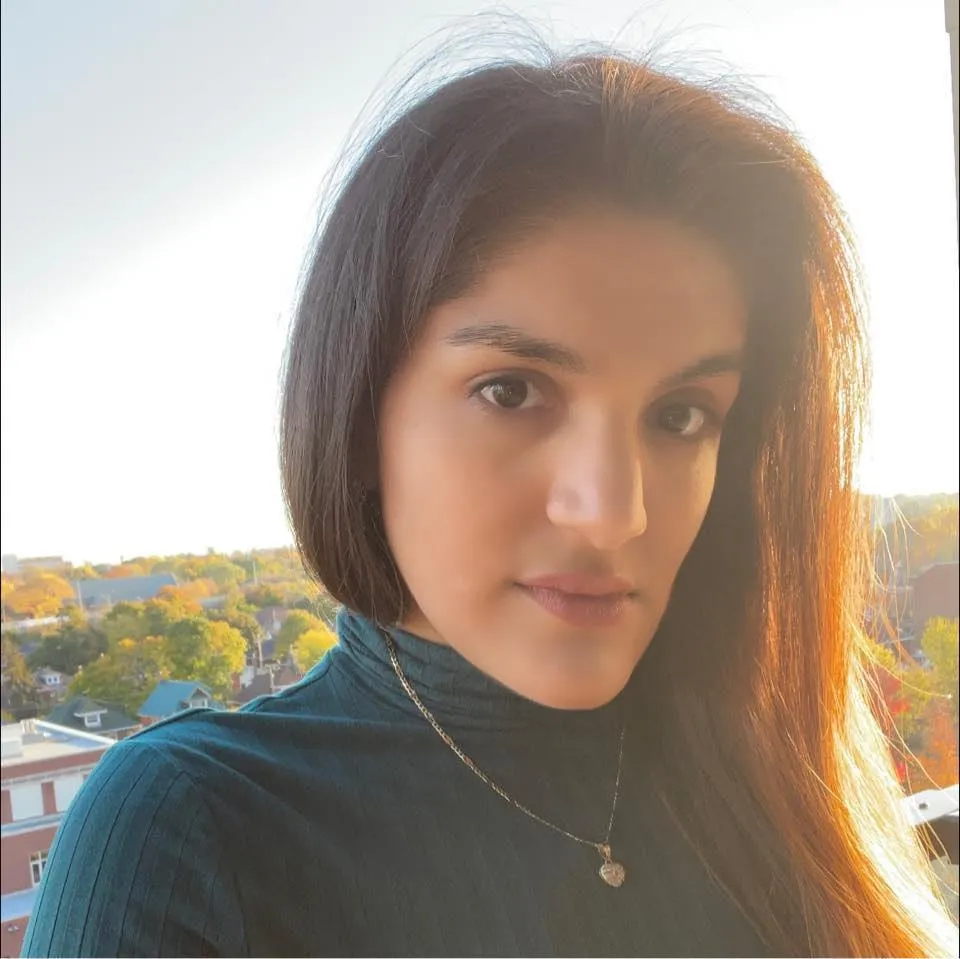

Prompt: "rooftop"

[75,572,177,607]
[138,679,222,719]
[46,696,140,735]
[0,719,114,769]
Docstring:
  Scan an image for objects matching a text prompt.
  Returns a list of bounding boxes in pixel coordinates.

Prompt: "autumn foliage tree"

[920,704,960,788]
[1,634,37,709]
[71,594,248,710]
[2,571,76,619]
[875,499,959,578]
[876,618,959,792]
[276,611,326,661]
[291,625,337,672]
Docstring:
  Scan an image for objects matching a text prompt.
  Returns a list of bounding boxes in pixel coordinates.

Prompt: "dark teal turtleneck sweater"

[23,609,768,957]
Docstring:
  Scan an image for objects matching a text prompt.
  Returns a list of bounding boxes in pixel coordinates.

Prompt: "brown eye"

[477,376,542,410]
[656,404,708,437]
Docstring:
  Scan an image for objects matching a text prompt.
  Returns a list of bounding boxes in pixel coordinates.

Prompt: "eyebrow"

[657,352,743,390]
[445,322,742,387]
[444,323,587,373]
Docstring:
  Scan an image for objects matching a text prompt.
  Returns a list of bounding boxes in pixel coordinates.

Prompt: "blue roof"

[137,680,220,719]
[76,573,177,607]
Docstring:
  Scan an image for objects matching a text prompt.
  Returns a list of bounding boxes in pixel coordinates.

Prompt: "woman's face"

[378,212,746,710]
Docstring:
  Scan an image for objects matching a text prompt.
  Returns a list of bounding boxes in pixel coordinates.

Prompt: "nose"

[545,417,648,551]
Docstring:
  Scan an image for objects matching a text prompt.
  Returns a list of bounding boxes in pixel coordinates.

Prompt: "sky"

[1,0,958,565]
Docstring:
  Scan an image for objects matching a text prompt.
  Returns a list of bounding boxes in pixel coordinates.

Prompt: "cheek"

[378,401,527,593]
[646,448,720,566]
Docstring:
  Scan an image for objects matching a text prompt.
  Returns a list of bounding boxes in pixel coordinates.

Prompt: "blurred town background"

[1,492,957,954]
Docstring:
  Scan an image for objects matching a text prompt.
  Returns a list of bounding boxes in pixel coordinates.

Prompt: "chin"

[519,672,632,712]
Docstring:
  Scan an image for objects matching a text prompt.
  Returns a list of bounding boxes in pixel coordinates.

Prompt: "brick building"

[1,720,113,958]
[912,561,960,640]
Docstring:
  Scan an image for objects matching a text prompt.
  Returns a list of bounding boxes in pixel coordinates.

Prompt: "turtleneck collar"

[331,606,633,734]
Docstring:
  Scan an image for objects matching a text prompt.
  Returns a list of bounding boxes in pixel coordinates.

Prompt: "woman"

[23,48,956,958]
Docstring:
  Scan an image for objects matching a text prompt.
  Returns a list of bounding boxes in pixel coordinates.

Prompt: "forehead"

[424,213,747,374]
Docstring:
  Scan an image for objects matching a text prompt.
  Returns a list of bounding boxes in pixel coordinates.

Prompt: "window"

[8,782,43,821]
[53,774,84,812]
[82,712,103,729]
[30,850,49,885]
[30,851,49,886]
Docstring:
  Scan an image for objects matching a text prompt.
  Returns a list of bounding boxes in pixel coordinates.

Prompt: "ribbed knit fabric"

[22,609,768,957]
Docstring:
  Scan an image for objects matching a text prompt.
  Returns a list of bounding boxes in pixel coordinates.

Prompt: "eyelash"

[470,374,547,413]
[470,373,725,440]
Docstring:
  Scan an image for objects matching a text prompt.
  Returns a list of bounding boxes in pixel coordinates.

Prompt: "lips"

[516,572,635,628]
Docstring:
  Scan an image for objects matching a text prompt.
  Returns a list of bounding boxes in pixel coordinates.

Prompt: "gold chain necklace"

[381,628,628,887]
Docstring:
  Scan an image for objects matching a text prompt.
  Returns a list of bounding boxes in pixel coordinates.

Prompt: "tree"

[27,610,107,675]
[1,634,35,694]
[881,619,960,791]
[103,562,148,579]
[919,704,959,789]
[156,581,214,607]
[276,611,325,661]
[1,635,40,717]
[291,626,338,671]
[244,584,285,608]
[911,505,960,567]
[165,617,247,695]
[3,572,76,619]
[208,598,262,645]
[71,636,172,715]
[195,558,247,590]
[920,618,959,729]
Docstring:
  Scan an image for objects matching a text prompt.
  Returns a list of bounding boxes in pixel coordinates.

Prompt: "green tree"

[102,602,151,645]
[165,617,247,695]
[196,558,247,590]
[27,610,107,675]
[244,584,285,608]
[290,626,337,671]
[920,618,959,729]
[71,636,172,715]
[276,611,325,661]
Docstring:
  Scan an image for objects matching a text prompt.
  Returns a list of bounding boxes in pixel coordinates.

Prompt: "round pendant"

[599,860,626,887]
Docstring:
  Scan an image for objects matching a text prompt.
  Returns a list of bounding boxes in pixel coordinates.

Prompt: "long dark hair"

[282,47,955,956]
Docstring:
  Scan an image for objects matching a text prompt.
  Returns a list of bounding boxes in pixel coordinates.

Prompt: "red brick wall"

[0,746,108,786]
[2,917,27,959]
[914,563,960,638]
[0,788,11,826]
[1,824,58,895]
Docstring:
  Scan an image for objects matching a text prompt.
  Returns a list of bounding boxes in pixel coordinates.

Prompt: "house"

[137,680,223,725]
[254,606,289,638]
[912,562,960,640]
[233,664,303,706]
[45,697,140,741]
[1,719,114,958]
[33,668,71,705]
[74,573,177,611]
